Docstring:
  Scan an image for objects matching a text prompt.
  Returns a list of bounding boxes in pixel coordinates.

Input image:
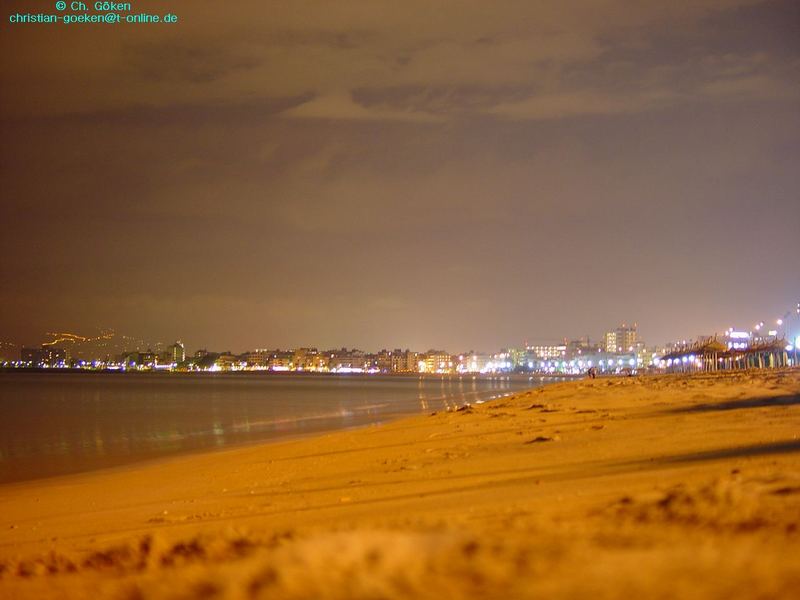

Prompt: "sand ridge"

[0,370,799,598]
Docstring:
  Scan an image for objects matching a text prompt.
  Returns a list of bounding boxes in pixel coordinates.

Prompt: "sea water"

[0,371,545,483]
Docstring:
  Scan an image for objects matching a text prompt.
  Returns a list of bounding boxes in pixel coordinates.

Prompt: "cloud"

[0,0,771,119]
[487,48,799,121]
[280,91,443,122]
[488,89,679,120]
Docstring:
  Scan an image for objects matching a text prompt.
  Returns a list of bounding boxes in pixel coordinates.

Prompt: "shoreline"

[0,399,485,490]
[1,370,799,598]
[0,415,398,491]
[0,367,579,379]
[0,376,532,486]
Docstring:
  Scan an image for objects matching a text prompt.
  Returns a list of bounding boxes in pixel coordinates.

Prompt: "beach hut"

[661,336,788,373]
[661,337,726,373]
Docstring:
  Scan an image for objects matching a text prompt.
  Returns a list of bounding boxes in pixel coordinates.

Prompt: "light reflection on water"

[0,372,547,483]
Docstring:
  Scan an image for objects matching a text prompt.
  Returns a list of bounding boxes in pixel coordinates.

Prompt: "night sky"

[1,0,799,352]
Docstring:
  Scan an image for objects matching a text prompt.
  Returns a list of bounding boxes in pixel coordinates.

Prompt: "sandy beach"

[1,370,798,599]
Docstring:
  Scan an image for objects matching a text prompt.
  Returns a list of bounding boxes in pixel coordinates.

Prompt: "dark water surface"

[0,372,543,484]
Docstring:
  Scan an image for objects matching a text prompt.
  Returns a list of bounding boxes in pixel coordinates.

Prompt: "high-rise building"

[605,324,638,353]
[617,324,637,353]
[604,331,618,353]
[167,341,186,364]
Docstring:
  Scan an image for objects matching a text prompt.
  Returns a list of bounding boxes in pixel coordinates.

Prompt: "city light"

[4,305,797,376]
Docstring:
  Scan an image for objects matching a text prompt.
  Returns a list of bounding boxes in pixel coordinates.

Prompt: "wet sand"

[1,370,799,599]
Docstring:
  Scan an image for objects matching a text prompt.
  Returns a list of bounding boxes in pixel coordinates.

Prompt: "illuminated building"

[604,331,617,353]
[167,341,185,364]
[565,337,601,358]
[525,344,566,360]
[373,349,417,373]
[385,349,419,373]
[489,351,513,372]
[373,350,392,372]
[119,350,156,368]
[719,329,752,350]
[419,350,453,373]
[214,353,241,370]
[243,349,271,368]
[605,324,637,353]
[327,348,367,373]
[456,352,491,373]
[506,348,528,368]
[20,346,67,367]
[268,351,294,371]
[20,347,45,365]
[293,347,329,371]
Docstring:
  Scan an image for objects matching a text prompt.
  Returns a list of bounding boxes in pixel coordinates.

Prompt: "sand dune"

[1,370,799,598]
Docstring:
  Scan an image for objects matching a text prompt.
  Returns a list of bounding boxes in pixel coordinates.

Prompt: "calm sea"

[0,372,543,484]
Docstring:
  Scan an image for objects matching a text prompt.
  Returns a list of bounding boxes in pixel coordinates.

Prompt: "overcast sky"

[1,0,798,352]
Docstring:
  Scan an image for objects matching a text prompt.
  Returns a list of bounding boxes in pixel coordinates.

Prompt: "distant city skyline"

[3,301,799,360]
[7,317,797,375]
